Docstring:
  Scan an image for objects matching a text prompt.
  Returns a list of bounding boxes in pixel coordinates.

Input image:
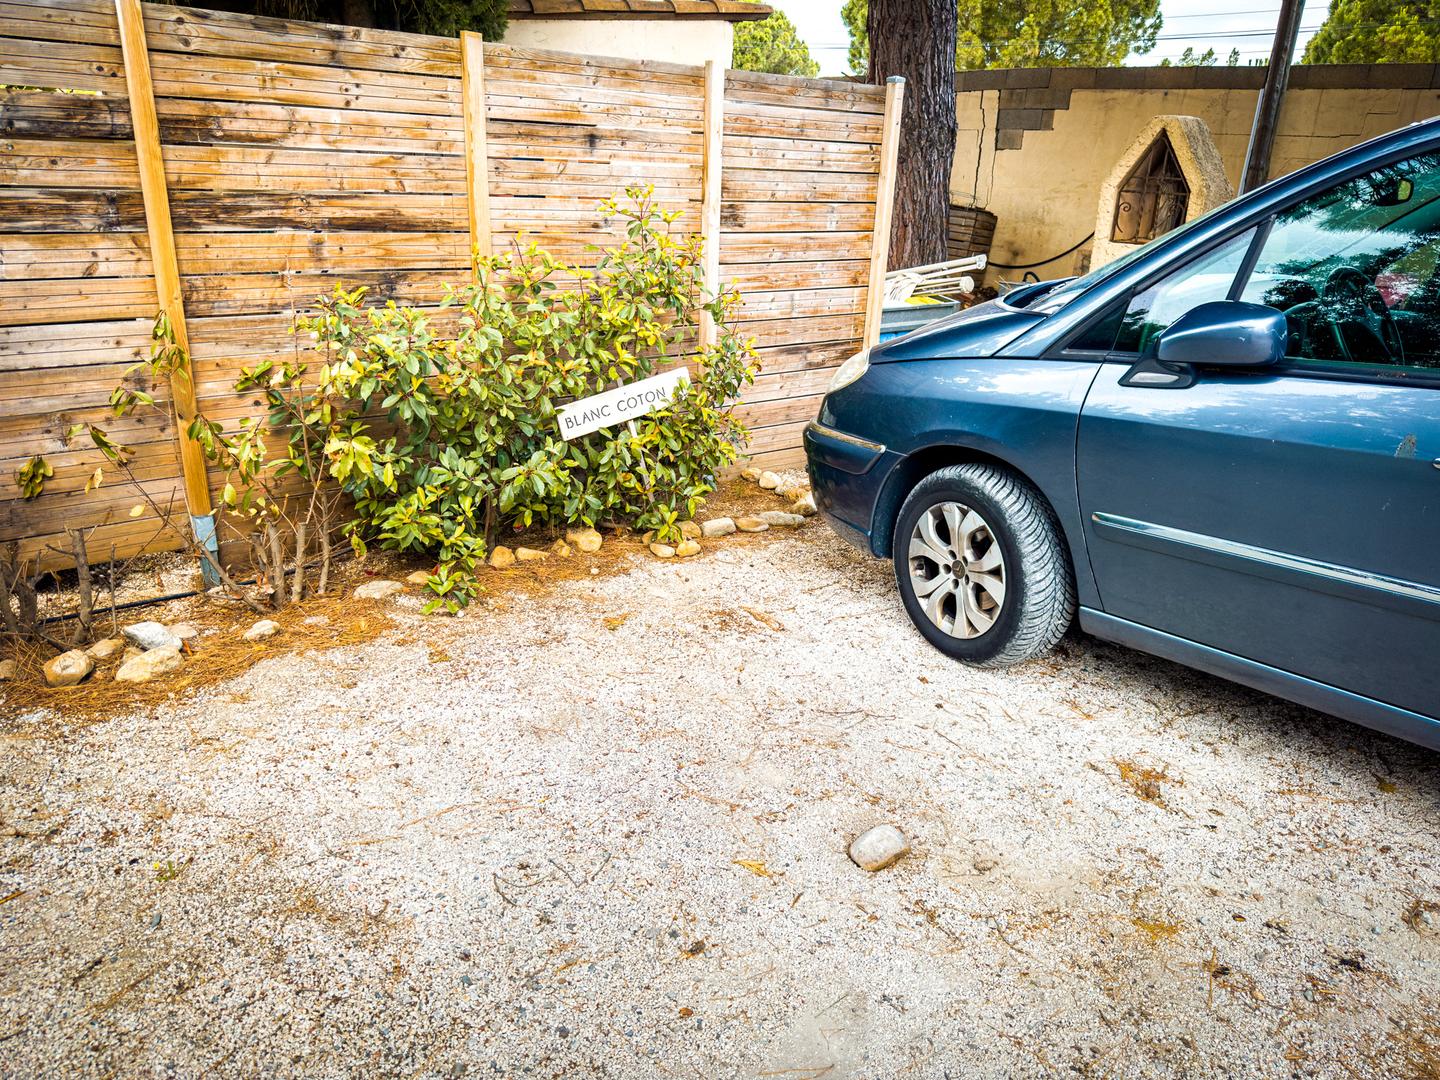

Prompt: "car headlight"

[827,348,870,393]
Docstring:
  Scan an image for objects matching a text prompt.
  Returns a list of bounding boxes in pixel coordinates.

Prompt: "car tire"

[893,463,1075,667]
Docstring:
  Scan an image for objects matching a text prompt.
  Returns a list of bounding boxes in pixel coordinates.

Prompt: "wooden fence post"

[697,59,725,351]
[461,31,492,269]
[862,75,905,349]
[114,0,220,582]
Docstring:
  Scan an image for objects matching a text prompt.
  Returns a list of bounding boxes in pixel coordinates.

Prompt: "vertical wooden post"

[461,31,492,269]
[697,59,725,351]
[862,76,905,349]
[114,0,219,579]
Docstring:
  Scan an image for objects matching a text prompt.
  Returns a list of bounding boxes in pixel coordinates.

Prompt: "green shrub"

[304,187,758,612]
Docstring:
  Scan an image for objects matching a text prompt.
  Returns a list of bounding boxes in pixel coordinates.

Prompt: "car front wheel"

[893,463,1075,667]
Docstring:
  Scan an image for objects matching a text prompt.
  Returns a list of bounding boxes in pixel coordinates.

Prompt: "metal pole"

[1239,0,1306,193]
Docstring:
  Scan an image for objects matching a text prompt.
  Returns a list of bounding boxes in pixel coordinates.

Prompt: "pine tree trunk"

[866,0,957,270]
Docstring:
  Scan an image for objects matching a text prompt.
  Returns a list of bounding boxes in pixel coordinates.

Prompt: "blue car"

[806,119,1440,752]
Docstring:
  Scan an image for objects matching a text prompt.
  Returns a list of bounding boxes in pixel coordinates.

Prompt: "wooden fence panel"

[1,0,894,569]
[480,41,705,269]
[0,0,183,570]
[722,70,887,467]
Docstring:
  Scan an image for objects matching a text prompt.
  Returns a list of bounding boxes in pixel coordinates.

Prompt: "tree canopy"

[1301,0,1440,63]
[732,7,820,77]
[842,0,1161,73]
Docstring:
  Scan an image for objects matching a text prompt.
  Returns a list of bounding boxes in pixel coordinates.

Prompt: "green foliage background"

[1302,0,1440,63]
[732,6,820,77]
[841,0,1161,74]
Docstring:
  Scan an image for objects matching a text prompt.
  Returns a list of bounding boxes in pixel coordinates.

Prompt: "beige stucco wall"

[502,18,733,68]
[951,72,1440,284]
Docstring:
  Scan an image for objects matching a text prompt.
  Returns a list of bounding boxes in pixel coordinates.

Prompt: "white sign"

[556,368,690,441]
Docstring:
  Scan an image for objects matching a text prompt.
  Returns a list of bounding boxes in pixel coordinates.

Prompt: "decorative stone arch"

[1091,115,1233,269]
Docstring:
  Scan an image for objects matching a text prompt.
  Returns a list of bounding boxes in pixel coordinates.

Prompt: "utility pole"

[1239,0,1306,193]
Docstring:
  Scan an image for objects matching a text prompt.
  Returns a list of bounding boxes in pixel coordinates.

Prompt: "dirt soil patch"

[2,520,1438,1077]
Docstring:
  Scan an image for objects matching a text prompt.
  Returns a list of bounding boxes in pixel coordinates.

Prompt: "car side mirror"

[1120,301,1287,389]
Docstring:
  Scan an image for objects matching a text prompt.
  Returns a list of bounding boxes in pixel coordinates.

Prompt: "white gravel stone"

[121,621,181,651]
[168,623,200,646]
[353,580,404,601]
[848,824,911,871]
[242,619,281,642]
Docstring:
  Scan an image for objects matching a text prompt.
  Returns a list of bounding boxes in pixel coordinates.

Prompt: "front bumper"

[803,420,894,555]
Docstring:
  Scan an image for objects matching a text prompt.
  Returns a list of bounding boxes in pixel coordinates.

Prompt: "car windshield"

[1023,197,1244,315]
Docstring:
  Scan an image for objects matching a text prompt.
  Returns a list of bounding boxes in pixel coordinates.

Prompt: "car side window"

[1237,150,1440,375]
[1069,228,1256,354]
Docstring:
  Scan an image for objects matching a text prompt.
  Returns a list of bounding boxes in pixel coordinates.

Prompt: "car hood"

[870,296,1047,362]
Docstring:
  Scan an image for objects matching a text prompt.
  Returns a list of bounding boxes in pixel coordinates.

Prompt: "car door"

[1075,148,1440,718]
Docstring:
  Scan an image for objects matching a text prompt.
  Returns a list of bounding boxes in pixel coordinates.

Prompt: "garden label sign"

[556,369,690,440]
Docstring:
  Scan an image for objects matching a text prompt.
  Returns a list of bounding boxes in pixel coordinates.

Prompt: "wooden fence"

[0,0,901,570]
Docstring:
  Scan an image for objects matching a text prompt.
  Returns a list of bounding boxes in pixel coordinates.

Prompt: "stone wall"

[950,65,1440,284]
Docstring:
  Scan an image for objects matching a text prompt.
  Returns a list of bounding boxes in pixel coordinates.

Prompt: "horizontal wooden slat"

[0,0,888,565]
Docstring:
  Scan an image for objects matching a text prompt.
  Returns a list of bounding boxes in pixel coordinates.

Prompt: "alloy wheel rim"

[907,500,1006,639]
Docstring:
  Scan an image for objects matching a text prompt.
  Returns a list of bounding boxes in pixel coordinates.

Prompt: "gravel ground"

[2,521,1438,1079]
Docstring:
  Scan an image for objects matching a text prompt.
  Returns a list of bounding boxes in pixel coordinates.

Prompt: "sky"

[764,0,1324,77]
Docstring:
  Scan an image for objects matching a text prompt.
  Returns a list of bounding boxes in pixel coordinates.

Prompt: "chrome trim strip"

[1080,608,1440,745]
[806,420,886,455]
[1092,512,1440,612]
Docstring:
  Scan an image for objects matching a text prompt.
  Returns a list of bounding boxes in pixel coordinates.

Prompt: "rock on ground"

[85,638,125,661]
[514,547,548,562]
[354,580,404,601]
[114,645,183,684]
[121,621,181,651]
[566,528,603,554]
[0,658,16,681]
[169,624,200,646]
[42,649,93,687]
[676,539,701,558]
[758,511,806,528]
[701,517,736,538]
[735,516,770,533]
[848,824,910,871]
[242,619,281,642]
[648,542,676,559]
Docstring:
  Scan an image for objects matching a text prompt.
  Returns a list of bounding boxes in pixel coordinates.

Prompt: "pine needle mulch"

[1,472,808,731]
[3,590,396,732]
